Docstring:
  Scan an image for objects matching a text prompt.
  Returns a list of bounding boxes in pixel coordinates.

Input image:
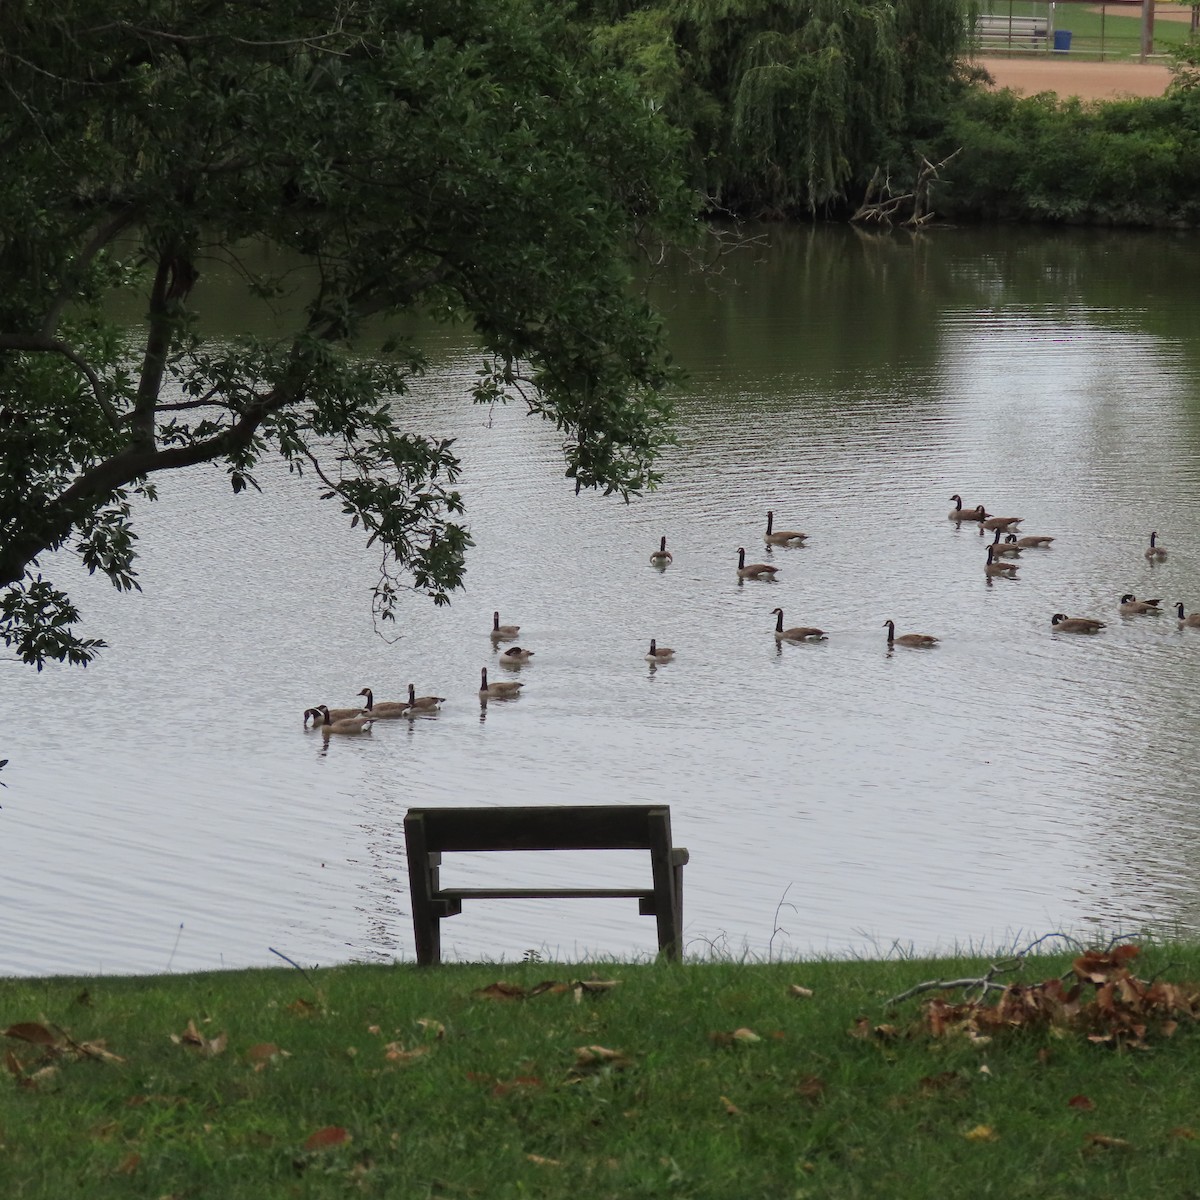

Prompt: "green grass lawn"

[4,944,1200,1198]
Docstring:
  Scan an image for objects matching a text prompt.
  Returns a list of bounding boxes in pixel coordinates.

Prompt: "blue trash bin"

[1053,29,1072,53]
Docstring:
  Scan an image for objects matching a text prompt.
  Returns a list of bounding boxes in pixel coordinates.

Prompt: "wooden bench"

[974,14,1049,51]
[403,805,688,965]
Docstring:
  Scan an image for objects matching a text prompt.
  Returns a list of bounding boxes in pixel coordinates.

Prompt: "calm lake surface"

[5,225,1200,977]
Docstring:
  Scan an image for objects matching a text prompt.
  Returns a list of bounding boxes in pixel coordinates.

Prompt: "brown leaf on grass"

[719,1095,740,1116]
[1169,1126,1196,1140]
[526,1154,562,1167]
[287,997,319,1016]
[576,978,621,993]
[1067,1094,1095,1111]
[1084,1133,1131,1150]
[172,1020,226,1057]
[75,1039,125,1065]
[29,1064,58,1084]
[963,1124,999,1142]
[789,985,814,999]
[383,1043,430,1065]
[303,1126,350,1151]
[849,1016,872,1039]
[416,1019,445,1040]
[473,981,528,1001]
[4,1050,25,1078]
[244,1043,285,1068]
[1073,945,1140,984]
[114,1152,140,1175]
[3,1022,58,1047]
[795,1075,826,1102]
[572,1045,631,1071]
[709,1027,761,1047]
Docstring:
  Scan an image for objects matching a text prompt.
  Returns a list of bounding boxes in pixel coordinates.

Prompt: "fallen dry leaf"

[1084,1133,1131,1150]
[720,1095,740,1116]
[1067,1094,1095,1111]
[964,1124,999,1142]
[3,1023,58,1047]
[114,1152,140,1175]
[526,1154,562,1167]
[789,985,814,999]
[383,1043,430,1064]
[572,1045,631,1071]
[1169,1126,1196,1141]
[795,1075,826,1102]
[415,1019,445,1040]
[244,1043,284,1066]
[287,998,319,1016]
[303,1126,350,1151]
[492,1075,543,1097]
[4,1050,25,1078]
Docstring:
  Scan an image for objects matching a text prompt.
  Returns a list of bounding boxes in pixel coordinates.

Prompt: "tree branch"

[0,334,120,428]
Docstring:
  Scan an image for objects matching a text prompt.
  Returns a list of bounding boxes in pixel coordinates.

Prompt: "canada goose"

[357,687,411,718]
[770,608,825,641]
[1007,533,1054,548]
[405,683,445,712]
[479,667,522,699]
[1119,593,1162,616]
[764,511,806,545]
[499,646,534,663]
[316,705,375,734]
[985,545,1019,576]
[737,547,779,580]
[1145,532,1168,561]
[645,638,675,663]
[490,611,520,640]
[949,495,988,521]
[649,536,673,564]
[980,513,1023,532]
[883,620,938,648]
[1051,613,1105,633]
[1175,603,1200,628]
[305,704,367,725]
[990,529,1022,557]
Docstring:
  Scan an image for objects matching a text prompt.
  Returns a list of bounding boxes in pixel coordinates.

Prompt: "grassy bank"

[4,945,1200,1197]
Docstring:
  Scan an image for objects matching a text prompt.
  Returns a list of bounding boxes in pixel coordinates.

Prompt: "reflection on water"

[5,225,1200,976]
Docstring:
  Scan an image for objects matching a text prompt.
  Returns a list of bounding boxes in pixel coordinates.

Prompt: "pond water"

[5,225,1200,977]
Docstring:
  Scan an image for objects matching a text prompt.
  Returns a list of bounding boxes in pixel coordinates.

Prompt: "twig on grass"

[269,946,321,995]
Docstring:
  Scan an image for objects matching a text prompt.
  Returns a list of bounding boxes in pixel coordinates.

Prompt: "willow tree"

[589,0,974,214]
[0,0,695,668]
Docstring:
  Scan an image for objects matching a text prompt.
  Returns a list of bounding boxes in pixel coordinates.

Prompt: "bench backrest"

[405,805,675,853]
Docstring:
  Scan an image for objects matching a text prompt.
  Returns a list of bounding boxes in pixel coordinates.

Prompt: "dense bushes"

[927,81,1200,227]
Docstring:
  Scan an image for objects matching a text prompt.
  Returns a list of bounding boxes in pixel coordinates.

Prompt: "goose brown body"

[737,547,779,580]
[985,545,1019,576]
[1145,532,1168,561]
[316,705,375,734]
[649,536,673,564]
[406,683,445,711]
[1119,594,1162,616]
[1007,533,1054,548]
[883,620,937,648]
[770,608,825,641]
[645,638,675,662]
[949,495,988,521]
[357,687,411,718]
[479,667,523,699]
[1175,603,1200,628]
[1051,613,1105,633]
[305,705,367,726]
[981,513,1022,532]
[990,529,1022,557]
[490,611,520,640]
[764,511,806,545]
[500,646,535,664]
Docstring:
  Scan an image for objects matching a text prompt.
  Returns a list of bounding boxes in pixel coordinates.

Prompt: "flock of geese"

[302,498,1190,735]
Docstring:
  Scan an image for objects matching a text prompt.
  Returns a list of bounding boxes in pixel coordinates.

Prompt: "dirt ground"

[975,55,1174,100]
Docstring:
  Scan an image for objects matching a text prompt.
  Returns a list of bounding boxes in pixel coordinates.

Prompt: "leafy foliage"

[586,0,976,214]
[0,0,694,667]
[923,76,1200,226]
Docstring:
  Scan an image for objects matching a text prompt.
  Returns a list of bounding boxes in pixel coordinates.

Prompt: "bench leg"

[648,811,684,960]
[404,815,442,966]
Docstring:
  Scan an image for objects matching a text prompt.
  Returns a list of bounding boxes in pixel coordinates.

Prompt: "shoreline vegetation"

[6,942,1200,1196]
[579,1,1200,229]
